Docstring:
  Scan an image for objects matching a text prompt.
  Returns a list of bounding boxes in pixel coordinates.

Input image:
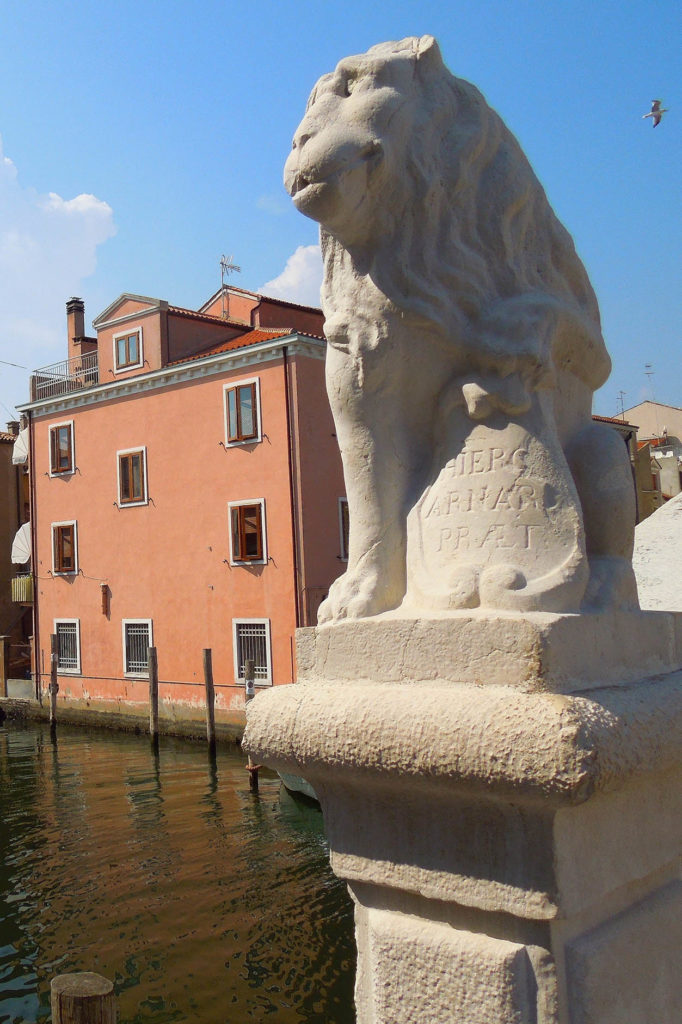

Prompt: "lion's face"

[284,44,423,247]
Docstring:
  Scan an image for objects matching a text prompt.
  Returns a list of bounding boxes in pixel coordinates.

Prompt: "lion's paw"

[317,568,401,623]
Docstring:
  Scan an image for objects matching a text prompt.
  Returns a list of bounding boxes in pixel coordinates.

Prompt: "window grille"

[56,622,79,671]
[235,621,269,681]
[124,621,151,674]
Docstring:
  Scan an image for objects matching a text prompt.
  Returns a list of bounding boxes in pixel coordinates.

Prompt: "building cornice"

[92,293,170,328]
[18,336,325,418]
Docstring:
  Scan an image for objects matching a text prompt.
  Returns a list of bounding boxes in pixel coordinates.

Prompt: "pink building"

[18,287,347,727]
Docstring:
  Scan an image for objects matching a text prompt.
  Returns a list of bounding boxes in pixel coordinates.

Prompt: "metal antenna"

[617,390,627,419]
[220,254,242,320]
[644,363,656,401]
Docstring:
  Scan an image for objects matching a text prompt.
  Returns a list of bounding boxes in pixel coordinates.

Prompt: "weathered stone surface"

[246,667,682,1021]
[565,882,682,1024]
[354,907,539,1024]
[296,610,682,693]
[284,34,636,620]
[263,32,681,1024]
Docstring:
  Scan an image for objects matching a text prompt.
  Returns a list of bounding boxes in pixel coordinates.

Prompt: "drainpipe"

[27,408,41,702]
[282,346,302,630]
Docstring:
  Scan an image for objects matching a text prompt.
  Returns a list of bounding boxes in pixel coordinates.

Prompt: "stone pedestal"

[244,611,682,1024]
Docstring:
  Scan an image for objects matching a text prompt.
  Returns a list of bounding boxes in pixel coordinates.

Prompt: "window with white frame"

[339,497,349,561]
[49,421,75,475]
[113,327,143,372]
[117,447,148,506]
[55,619,81,673]
[52,521,78,574]
[228,499,267,564]
[223,377,261,445]
[233,619,272,685]
[122,619,153,676]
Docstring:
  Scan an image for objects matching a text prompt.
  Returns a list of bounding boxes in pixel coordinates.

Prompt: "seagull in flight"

[642,99,668,127]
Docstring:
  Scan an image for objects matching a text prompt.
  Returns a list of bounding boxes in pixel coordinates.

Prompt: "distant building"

[1,422,32,689]
[16,287,346,724]
[591,414,655,523]
[622,401,682,501]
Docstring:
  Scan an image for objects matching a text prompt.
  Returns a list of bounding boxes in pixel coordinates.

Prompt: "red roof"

[168,305,246,328]
[592,414,633,426]
[168,328,298,366]
[199,284,323,316]
[0,431,17,444]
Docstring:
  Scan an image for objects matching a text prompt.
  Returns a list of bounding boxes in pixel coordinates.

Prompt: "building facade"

[18,288,346,723]
[622,401,682,502]
[1,424,32,692]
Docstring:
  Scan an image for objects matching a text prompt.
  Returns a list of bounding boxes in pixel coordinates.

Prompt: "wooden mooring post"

[51,972,117,1023]
[49,634,59,736]
[148,646,159,748]
[244,658,261,792]
[203,648,216,754]
[0,635,10,698]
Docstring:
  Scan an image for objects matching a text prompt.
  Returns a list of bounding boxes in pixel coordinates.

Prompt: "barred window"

[123,620,152,675]
[55,620,80,673]
[233,620,271,684]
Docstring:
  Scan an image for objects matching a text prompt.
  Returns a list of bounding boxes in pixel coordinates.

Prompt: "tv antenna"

[617,390,627,419]
[644,363,656,402]
[220,254,241,320]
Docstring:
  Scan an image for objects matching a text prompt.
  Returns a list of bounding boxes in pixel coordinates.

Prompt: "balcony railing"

[11,575,33,604]
[31,351,99,401]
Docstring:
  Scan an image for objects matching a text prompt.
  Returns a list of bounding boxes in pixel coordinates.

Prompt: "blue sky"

[0,0,679,420]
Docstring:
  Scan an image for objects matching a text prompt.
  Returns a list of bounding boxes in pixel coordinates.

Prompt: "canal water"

[0,722,356,1023]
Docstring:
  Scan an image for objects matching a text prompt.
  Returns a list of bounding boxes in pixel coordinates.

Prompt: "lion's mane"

[320,37,610,390]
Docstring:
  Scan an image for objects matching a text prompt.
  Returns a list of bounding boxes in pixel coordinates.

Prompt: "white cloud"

[0,134,116,413]
[260,244,323,308]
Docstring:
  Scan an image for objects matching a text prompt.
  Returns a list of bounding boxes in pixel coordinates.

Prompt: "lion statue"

[284,35,638,621]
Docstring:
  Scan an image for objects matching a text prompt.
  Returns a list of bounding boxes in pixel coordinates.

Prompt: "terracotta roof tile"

[0,432,17,443]
[167,305,246,327]
[592,414,633,425]
[168,328,298,366]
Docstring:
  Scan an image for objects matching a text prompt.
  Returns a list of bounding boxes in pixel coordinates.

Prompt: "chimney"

[66,297,97,362]
[6,421,19,436]
[66,297,85,341]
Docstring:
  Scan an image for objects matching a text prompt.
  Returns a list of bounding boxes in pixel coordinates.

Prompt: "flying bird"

[642,99,668,127]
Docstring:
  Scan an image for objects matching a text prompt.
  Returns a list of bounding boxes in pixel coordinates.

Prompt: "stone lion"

[284,35,637,621]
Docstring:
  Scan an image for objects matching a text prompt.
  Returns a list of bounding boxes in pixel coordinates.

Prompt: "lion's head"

[285,36,609,390]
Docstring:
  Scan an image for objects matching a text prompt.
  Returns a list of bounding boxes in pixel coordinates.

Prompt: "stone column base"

[244,612,682,1023]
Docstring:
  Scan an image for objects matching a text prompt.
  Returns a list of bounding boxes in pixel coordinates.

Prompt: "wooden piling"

[203,648,216,753]
[244,658,261,792]
[49,633,59,735]
[0,636,9,698]
[51,972,117,1023]
[148,646,159,746]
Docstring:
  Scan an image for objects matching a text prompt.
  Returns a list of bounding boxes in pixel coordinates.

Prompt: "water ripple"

[0,724,355,1023]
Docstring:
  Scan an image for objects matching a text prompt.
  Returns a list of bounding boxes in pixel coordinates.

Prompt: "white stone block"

[565,882,682,1024]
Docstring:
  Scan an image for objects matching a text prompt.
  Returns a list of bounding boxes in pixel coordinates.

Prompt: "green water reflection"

[0,722,355,1023]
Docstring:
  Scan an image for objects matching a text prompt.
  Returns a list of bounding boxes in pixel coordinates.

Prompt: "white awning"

[12,428,28,465]
[11,522,31,564]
